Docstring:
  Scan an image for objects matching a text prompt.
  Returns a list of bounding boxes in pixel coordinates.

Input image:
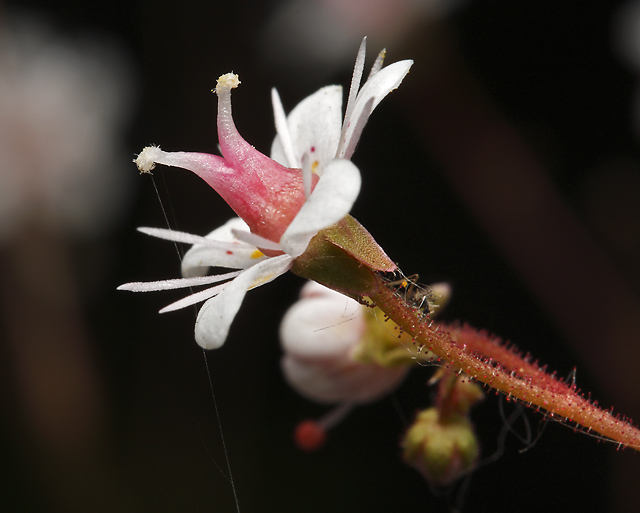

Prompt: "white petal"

[231,228,283,251]
[117,270,241,292]
[368,48,386,80]
[341,97,373,162]
[181,218,265,277]
[159,283,229,313]
[339,37,367,158]
[270,86,343,173]
[138,226,227,246]
[271,88,298,169]
[299,280,346,300]
[280,159,361,257]
[338,59,413,159]
[194,254,294,349]
[279,291,364,360]
[197,217,251,243]
[301,153,312,199]
[281,355,408,404]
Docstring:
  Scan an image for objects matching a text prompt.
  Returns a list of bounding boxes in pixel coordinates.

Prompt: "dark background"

[2,0,639,512]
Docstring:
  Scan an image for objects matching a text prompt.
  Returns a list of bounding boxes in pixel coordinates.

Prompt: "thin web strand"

[151,174,241,513]
[203,351,241,513]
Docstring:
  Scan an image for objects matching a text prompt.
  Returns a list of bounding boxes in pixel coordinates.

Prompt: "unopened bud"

[294,420,327,452]
[402,408,479,486]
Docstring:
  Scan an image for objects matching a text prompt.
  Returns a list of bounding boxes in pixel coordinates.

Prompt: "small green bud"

[402,408,479,486]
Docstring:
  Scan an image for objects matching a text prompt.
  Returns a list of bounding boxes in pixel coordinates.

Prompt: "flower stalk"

[123,36,640,454]
[289,215,640,452]
[365,274,640,452]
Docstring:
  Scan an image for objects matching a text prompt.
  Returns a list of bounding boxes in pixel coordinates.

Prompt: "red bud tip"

[294,419,327,452]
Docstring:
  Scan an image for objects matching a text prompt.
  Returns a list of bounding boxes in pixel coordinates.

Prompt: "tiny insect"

[384,271,437,317]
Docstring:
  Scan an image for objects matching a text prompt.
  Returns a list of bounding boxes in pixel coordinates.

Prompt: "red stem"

[370,275,640,452]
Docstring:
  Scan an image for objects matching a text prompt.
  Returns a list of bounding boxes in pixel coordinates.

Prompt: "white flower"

[119,39,413,350]
[0,15,133,238]
[280,281,409,403]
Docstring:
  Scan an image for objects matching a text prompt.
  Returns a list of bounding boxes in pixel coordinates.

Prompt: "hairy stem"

[369,274,640,452]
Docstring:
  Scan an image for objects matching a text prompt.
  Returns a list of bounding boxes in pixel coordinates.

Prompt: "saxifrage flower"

[119,38,412,350]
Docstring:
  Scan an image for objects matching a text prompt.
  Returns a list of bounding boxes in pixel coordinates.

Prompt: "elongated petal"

[340,37,367,155]
[138,226,241,250]
[117,270,241,292]
[338,59,413,159]
[194,254,294,349]
[182,218,266,277]
[368,48,386,80]
[160,283,229,313]
[280,159,361,257]
[341,97,373,162]
[271,88,298,169]
[270,85,343,173]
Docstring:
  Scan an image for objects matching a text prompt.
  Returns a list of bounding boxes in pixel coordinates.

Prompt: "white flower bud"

[280,281,408,403]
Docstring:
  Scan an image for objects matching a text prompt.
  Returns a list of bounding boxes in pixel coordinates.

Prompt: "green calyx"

[290,215,396,298]
[402,408,479,486]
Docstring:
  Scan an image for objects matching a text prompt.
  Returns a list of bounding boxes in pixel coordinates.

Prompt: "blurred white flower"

[0,15,134,237]
[280,280,409,404]
[260,0,465,82]
[613,1,640,138]
[613,1,640,70]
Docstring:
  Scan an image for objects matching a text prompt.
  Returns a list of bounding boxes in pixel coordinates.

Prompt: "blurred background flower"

[0,5,136,513]
[2,1,639,512]
[0,14,134,237]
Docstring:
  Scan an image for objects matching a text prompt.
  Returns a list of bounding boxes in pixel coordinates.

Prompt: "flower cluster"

[280,279,452,451]
[119,38,412,349]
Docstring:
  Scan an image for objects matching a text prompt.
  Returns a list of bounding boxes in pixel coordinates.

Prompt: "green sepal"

[290,215,396,298]
[402,408,479,486]
[322,215,397,273]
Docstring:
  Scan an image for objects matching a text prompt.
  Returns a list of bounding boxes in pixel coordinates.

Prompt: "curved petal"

[181,218,266,277]
[338,59,413,159]
[194,254,294,349]
[280,159,361,257]
[279,291,364,360]
[270,85,343,173]
[281,355,408,404]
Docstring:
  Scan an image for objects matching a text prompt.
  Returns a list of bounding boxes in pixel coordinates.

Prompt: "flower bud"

[402,408,479,486]
[280,281,408,404]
